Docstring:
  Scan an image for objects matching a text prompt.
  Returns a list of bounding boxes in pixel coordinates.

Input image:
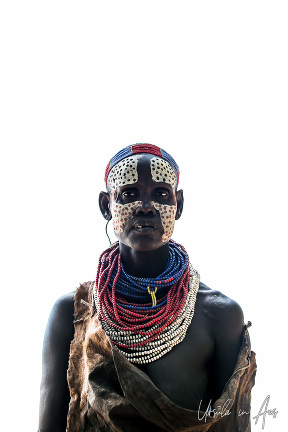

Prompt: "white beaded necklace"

[94,264,199,364]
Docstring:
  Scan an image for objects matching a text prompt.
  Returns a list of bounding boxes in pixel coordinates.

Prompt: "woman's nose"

[134,201,157,216]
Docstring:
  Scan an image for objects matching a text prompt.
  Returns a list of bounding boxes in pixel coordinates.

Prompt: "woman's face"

[106,153,183,252]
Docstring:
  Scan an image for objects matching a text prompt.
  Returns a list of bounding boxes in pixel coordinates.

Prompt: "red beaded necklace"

[95,242,192,350]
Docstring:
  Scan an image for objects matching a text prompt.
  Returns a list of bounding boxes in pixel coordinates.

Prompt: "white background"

[1,1,287,431]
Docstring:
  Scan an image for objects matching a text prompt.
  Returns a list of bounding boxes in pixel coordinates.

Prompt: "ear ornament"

[105,219,112,245]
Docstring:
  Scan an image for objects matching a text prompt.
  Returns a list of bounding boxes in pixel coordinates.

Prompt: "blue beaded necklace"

[103,241,189,308]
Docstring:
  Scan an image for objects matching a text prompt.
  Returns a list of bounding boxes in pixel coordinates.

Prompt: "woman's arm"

[38,292,75,432]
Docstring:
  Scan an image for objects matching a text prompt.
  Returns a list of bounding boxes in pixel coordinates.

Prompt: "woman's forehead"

[107,155,139,190]
[106,154,177,191]
[150,157,177,188]
[104,144,180,188]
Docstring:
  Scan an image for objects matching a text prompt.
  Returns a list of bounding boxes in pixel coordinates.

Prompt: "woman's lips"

[133,221,158,232]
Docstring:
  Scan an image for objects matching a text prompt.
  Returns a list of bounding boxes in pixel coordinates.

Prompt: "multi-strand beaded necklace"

[94,241,199,364]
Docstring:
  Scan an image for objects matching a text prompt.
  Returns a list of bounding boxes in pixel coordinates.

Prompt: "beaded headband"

[104,143,180,188]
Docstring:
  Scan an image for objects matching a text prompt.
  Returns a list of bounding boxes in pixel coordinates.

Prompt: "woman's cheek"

[151,202,177,242]
[111,201,142,235]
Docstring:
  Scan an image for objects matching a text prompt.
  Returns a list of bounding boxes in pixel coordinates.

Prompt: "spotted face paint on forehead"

[107,156,139,191]
[150,157,177,189]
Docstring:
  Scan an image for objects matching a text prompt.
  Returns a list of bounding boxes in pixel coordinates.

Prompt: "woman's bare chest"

[136,317,214,410]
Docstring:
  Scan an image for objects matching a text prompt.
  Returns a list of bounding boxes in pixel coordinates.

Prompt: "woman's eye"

[155,189,169,197]
[122,190,136,198]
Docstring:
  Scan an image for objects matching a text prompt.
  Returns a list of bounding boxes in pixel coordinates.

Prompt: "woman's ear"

[99,191,112,221]
[175,189,184,220]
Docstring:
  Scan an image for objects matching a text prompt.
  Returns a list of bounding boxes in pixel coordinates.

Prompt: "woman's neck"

[119,242,170,278]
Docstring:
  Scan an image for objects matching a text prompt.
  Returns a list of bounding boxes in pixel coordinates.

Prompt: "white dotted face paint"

[150,157,177,188]
[108,155,177,241]
[111,200,177,242]
[151,201,177,243]
[107,156,139,191]
[111,201,142,236]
